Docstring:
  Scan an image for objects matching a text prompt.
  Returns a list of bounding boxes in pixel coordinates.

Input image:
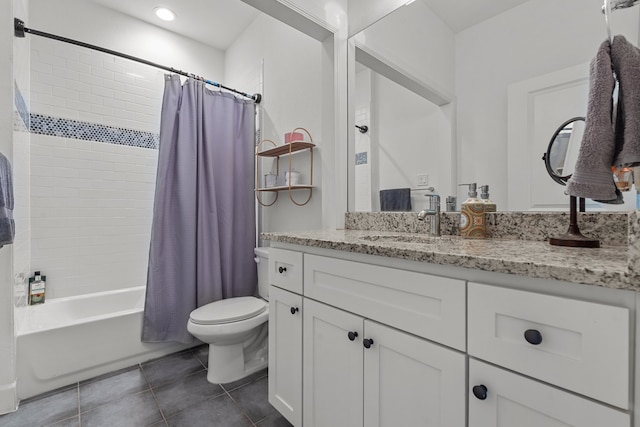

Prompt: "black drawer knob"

[290,307,299,315]
[524,329,543,345]
[363,338,374,349]
[472,385,488,400]
[278,266,287,274]
[348,331,358,341]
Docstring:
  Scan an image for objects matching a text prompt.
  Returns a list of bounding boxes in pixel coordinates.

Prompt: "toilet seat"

[189,296,267,325]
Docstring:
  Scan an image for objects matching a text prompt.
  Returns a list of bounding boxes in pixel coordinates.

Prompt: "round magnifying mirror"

[543,117,585,185]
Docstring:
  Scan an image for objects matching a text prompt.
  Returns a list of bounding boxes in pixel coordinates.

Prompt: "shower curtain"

[142,75,257,344]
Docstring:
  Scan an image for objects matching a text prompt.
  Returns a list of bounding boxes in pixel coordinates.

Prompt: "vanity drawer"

[468,282,630,409]
[303,254,466,351]
[469,359,630,427]
[269,248,303,294]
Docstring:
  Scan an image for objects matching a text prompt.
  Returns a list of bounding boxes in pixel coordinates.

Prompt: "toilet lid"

[190,297,267,325]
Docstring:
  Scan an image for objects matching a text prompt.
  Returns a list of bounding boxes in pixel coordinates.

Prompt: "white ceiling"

[421,0,531,33]
[86,0,260,50]
[86,0,531,50]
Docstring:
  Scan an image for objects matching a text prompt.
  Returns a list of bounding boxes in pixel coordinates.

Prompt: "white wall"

[456,0,640,210]
[374,72,443,212]
[226,13,325,232]
[353,0,455,99]
[24,0,226,298]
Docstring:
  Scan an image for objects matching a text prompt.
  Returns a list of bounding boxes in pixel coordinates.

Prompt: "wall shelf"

[255,128,315,207]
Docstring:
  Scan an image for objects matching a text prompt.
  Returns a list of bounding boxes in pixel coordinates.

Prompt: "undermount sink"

[358,234,436,244]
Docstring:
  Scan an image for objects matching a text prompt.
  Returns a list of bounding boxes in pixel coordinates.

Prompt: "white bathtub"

[16,286,193,399]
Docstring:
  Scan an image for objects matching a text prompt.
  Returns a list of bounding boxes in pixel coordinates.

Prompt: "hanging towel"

[612,35,640,169]
[380,188,411,211]
[566,39,623,204]
[0,152,15,248]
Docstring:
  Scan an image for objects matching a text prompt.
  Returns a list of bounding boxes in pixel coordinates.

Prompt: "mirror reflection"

[544,118,585,185]
[348,0,639,212]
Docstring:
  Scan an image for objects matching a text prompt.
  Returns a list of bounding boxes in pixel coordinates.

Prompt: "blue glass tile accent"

[14,81,30,129]
[355,152,368,165]
[29,114,159,149]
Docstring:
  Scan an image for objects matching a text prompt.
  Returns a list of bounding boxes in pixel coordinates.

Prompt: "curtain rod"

[14,18,262,104]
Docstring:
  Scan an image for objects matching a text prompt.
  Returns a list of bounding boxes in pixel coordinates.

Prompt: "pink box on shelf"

[284,132,303,144]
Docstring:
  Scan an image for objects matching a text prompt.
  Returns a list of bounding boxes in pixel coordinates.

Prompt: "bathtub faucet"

[417,193,440,237]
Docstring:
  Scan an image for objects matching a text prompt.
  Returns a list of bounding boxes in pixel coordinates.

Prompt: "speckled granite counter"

[262,211,640,291]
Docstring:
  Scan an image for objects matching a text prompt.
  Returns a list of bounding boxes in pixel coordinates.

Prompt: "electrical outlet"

[417,173,429,187]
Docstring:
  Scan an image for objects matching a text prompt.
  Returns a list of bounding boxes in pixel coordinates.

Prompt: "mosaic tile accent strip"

[355,152,368,165]
[14,81,29,129]
[29,114,159,149]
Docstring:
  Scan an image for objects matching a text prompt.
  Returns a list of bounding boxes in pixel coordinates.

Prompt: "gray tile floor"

[0,345,292,427]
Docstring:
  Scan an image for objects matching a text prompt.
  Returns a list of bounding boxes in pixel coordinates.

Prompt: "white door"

[303,299,364,427]
[468,359,630,427]
[268,286,303,426]
[363,320,466,427]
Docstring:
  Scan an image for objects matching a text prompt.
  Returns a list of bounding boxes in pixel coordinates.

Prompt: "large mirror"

[347,0,640,212]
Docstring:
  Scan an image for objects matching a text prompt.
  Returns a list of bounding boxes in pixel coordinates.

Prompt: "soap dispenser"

[458,183,486,239]
[479,185,496,212]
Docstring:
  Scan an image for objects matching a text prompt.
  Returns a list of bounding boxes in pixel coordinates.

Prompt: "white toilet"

[187,247,270,384]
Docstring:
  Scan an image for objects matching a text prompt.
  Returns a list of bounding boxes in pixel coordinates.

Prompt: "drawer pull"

[347,331,359,341]
[524,329,543,345]
[363,338,374,349]
[290,307,299,315]
[472,385,488,400]
[278,266,287,274]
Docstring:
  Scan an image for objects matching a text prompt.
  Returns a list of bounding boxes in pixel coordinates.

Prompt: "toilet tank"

[254,247,270,300]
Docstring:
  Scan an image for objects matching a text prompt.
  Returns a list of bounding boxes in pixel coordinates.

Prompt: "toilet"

[187,247,270,384]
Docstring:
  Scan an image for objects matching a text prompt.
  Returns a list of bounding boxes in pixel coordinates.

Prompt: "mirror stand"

[549,196,600,248]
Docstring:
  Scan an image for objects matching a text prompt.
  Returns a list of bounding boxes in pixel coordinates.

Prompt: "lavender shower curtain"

[142,75,257,343]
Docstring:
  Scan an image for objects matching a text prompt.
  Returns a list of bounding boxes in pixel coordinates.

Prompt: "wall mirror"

[347,0,640,212]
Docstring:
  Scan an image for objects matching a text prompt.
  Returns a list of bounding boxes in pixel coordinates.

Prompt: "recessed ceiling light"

[154,7,176,21]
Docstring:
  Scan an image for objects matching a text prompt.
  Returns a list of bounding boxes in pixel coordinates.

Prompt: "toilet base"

[206,323,268,384]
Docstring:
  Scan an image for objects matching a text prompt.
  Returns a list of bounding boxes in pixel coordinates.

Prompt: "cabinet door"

[469,359,630,427]
[363,320,466,427]
[303,299,364,427]
[268,286,303,427]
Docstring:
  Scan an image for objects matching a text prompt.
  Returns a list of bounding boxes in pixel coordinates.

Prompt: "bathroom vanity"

[264,211,640,427]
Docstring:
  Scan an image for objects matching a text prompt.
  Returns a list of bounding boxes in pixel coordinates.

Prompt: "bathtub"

[16,286,193,399]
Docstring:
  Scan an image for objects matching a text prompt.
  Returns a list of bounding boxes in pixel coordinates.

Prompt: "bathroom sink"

[358,234,436,245]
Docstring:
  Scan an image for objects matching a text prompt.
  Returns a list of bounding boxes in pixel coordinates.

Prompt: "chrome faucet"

[417,193,440,237]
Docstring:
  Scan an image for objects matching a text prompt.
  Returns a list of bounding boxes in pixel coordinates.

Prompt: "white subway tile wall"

[29,37,163,298]
[30,38,165,132]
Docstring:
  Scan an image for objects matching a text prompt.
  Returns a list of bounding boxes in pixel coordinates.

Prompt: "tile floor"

[0,345,292,427]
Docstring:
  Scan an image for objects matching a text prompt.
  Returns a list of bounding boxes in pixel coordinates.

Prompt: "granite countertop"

[262,211,640,291]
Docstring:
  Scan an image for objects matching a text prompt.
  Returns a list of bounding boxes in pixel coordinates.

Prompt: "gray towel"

[612,35,640,168]
[0,152,15,248]
[380,188,411,211]
[566,39,623,204]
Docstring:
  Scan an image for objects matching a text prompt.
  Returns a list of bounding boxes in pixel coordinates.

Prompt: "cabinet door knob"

[278,266,287,274]
[472,385,488,400]
[363,338,374,349]
[524,329,543,345]
[290,307,299,315]
[347,331,358,341]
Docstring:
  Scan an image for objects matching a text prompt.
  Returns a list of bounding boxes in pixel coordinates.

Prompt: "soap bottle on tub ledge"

[28,271,46,305]
[458,183,486,239]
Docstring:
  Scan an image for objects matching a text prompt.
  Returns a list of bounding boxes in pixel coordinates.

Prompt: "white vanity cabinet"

[468,282,631,426]
[303,297,466,427]
[468,359,630,427]
[268,249,304,426]
[268,244,635,427]
[302,254,467,427]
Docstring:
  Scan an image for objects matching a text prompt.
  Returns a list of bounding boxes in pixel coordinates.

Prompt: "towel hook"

[603,0,613,44]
